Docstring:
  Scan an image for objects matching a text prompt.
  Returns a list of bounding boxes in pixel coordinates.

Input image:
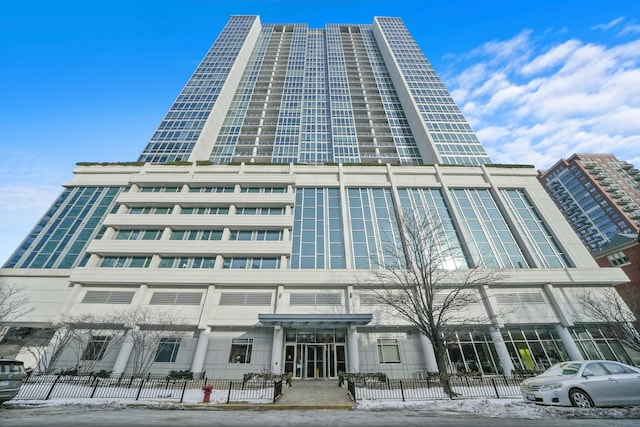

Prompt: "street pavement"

[2,406,640,426]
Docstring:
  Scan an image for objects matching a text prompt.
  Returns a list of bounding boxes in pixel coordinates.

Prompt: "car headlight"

[540,383,563,391]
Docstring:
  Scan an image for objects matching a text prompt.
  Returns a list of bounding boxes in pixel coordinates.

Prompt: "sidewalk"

[216,379,355,410]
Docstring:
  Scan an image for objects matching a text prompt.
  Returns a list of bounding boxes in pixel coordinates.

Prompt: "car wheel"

[569,388,594,408]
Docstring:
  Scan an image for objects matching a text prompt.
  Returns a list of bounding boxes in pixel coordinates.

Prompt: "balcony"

[606,184,621,192]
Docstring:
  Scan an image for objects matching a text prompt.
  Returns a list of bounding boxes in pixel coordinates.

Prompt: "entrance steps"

[274,379,354,409]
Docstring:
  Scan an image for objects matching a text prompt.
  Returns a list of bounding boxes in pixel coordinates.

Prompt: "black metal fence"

[15,374,280,404]
[273,379,283,403]
[347,378,356,401]
[15,373,524,404]
[350,376,524,402]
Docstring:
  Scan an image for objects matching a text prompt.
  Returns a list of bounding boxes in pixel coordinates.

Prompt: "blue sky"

[1,0,640,264]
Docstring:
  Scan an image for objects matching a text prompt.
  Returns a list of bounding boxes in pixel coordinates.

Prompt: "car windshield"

[540,362,582,376]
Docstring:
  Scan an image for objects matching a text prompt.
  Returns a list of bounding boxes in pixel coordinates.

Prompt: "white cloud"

[521,40,581,75]
[619,23,640,36]
[443,29,640,170]
[591,16,625,31]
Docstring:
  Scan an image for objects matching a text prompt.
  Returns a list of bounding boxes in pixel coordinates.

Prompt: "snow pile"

[5,391,640,419]
[355,398,640,419]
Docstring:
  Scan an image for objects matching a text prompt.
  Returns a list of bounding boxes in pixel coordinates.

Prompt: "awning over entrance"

[258,313,372,327]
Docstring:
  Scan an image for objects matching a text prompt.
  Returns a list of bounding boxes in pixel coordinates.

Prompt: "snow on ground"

[5,391,640,419]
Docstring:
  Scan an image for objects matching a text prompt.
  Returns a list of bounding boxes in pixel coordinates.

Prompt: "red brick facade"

[594,239,640,318]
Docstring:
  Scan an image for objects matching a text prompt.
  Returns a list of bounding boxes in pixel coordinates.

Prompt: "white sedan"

[519,360,640,407]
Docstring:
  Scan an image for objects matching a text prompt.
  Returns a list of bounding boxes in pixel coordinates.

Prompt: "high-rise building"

[0,16,634,378]
[538,153,640,252]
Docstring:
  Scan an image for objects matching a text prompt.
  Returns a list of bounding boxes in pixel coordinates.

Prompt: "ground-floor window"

[445,330,501,375]
[81,335,111,361]
[377,338,401,364]
[502,326,567,371]
[570,324,632,364]
[154,338,181,363]
[228,338,253,363]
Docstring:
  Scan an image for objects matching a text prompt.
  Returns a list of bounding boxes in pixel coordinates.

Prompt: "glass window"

[155,338,181,363]
[347,188,402,269]
[450,188,527,268]
[377,338,401,364]
[583,363,608,376]
[602,361,634,374]
[607,251,630,267]
[228,338,253,363]
[501,189,569,268]
[81,336,111,360]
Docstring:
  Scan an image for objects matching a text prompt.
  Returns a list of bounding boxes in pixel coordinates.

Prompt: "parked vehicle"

[520,360,640,408]
[0,359,27,403]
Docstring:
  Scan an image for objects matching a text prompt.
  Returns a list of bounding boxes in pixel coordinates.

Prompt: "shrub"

[166,369,193,380]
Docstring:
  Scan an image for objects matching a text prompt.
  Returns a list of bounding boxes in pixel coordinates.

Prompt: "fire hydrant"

[202,384,213,403]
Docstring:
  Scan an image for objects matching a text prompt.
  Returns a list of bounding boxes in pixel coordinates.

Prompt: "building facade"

[538,153,640,252]
[593,233,640,320]
[0,16,634,379]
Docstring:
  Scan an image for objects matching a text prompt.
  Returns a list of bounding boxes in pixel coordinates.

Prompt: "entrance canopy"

[258,313,372,327]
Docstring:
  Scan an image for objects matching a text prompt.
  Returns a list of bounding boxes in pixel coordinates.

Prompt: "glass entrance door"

[305,345,326,378]
[284,329,347,379]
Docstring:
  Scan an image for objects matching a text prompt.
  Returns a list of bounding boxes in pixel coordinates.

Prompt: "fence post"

[400,380,405,402]
[347,379,356,402]
[273,379,283,403]
[180,380,188,403]
[491,378,500,398]
[135,379,145,401]
[227,381,233,404]
[90,377,100,398]
[45,374,61,400]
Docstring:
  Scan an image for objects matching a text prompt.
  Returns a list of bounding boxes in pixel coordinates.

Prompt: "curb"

[214,403,355,410]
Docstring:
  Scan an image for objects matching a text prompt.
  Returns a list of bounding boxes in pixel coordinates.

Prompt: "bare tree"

[368,213,505,396]
[30,322,76,374]
[575,288,640,354]
[0,282,32,324]
[119,307,185,376]
[58,313,125,374]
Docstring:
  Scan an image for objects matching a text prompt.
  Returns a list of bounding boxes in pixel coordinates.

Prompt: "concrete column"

[270,325,284,374]
[36,327,69,373]
[197,285,216,329]
[131,284,148,306]
[112,327,137,375]
[347,324,360,373]
[190,327,211,379]
[555,324,583,360]
[489,327,515,377]
[419,334,438,373]
[59,283,83,315]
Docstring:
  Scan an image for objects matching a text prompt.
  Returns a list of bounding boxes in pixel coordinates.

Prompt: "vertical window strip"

[397,188,468,269]
[291,188,345,269]
[6,186,123,269]
[501,189,569,268]
[347,188,401,269]
[449,189,527,269]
